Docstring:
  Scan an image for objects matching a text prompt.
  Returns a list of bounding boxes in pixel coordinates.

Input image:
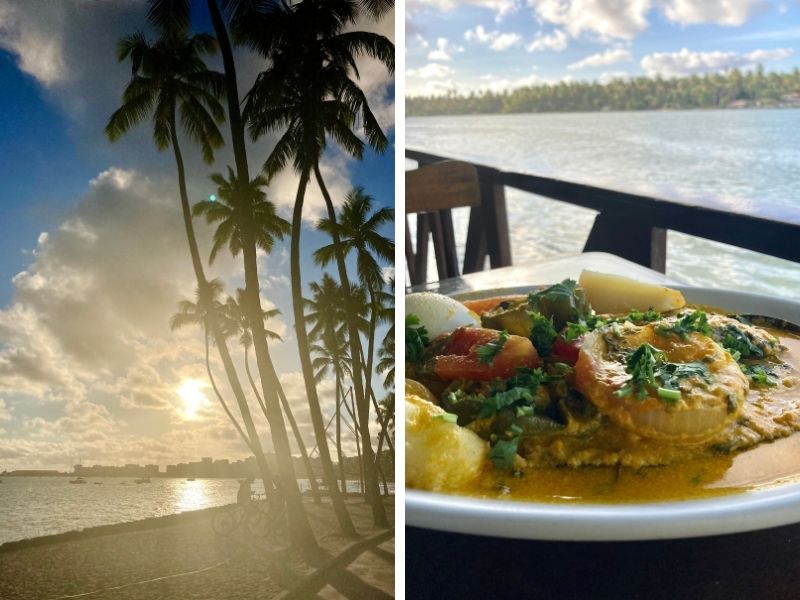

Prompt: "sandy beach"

[0,497,394,600]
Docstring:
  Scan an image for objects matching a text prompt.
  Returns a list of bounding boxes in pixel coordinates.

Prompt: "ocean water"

[407,109,800,298]
[0,477,385,545]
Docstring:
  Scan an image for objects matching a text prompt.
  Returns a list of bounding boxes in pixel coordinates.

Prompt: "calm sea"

[407,109,800,298]
[0,477,384,545]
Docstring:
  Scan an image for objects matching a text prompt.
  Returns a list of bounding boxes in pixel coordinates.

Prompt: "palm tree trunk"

[335,374,346,493]
[313,163,387,527]
[245,347,321,503]
[344,386,365,495]
[169,114,278,501]
[206,0,322,552]
[206,331,253,452]
[289,171,357,536]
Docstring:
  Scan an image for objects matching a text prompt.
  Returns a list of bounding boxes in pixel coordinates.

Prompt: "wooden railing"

[407,148,800,274]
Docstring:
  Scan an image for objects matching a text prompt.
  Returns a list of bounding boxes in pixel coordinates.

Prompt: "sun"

[177,379,207,420]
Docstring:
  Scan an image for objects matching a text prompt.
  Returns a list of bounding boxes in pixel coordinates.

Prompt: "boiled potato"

[406,394,487,491]
[579,270,685,314]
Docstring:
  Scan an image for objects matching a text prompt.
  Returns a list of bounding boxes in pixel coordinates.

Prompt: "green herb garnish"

[489,437,520,469]
[528,312,558,355]
[625,308,661,323]
[614,343,666,400]
[405,314,429,363]
[742,364,778,387]
[528,279,591,329]
[656,310,711,338]
[477,368,550,419]
[657,361,712,391]
[433,412,458,423]
[717,325,764,360]
[476,330,509,365]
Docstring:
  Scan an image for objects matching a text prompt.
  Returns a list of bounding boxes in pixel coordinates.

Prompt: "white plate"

[406,286,800,541]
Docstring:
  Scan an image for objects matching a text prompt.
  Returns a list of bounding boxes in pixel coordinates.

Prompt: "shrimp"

[575,322,749,444]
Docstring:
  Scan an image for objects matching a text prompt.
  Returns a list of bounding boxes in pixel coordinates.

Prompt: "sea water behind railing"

[407,109,800,297]
[0,477,393,545]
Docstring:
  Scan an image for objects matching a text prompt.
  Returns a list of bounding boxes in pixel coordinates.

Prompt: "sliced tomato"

[551,337,582,366]
[461,295,527,317]
[433,327,540,381]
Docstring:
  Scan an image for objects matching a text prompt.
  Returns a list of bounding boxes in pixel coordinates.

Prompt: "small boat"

[186,478,195,482]
[134,477,151,484]
[69,477,86,484]
[93,482,103,485]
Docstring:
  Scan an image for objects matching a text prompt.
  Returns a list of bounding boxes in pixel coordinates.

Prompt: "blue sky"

[406,0,800,96]
[0,1,394,470]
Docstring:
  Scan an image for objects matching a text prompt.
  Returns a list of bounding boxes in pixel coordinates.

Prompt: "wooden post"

[584,212,667,272]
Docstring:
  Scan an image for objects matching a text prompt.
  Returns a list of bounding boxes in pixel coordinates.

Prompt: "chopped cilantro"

[528,312,558,355]
[405,314,429,363]
[614,343,666,400]
[564,320,590,341]
[615,345,714,404]
[433,412,458,423]
[656,310,711,338]
[657,361,712,391]
[477,367,550,420]
[528,279,591,329]
[717,325,764,360]
[476,330,509,365]
[742,364,778,387]
[625,308,661,323]
[489,436,520,469]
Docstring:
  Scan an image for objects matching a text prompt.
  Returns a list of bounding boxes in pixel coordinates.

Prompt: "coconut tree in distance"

[104,28,281,507]
[243,0,394,527]
[223,290,322,503]
[314,188,395,454]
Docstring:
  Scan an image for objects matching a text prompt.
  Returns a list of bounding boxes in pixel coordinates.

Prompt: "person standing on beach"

[237,475,254,507]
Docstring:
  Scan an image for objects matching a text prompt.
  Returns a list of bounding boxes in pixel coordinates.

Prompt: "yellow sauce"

[455,329,800,503]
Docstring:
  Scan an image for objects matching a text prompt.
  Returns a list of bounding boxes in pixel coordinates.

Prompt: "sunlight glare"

[177,379,207,420]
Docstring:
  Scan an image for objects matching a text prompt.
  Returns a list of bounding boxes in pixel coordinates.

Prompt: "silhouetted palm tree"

[106,27,279,503]
[243,6,393,523]
[223,290,322,502]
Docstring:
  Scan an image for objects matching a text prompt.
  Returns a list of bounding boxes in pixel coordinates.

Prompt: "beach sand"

[0,496,394,600]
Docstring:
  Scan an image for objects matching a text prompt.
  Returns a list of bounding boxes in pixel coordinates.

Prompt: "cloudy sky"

[406,0,800,96]
[0,1,394,471]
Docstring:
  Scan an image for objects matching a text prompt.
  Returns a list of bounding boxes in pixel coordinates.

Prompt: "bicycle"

[212,494,286,538]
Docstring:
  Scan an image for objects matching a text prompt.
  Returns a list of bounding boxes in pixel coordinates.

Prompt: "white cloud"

[527,0,651,40]
[641,47,794,77]
[427,37,463,61]
[407,63,457,78]
[568,48,633,70]
[0,2,70,86]
[526,28,568,52]
[407,0,520,20]
[464,25,524,51]
[662,0,767,26]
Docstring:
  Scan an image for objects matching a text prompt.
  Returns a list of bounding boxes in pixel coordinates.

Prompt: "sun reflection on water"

[176,479,210,513]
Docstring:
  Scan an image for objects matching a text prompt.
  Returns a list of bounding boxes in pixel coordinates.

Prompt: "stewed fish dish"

[405,271,800,502]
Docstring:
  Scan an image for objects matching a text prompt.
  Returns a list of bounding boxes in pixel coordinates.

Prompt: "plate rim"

[406,284,800,541]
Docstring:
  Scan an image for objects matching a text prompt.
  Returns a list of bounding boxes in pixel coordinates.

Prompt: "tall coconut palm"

[243,0,394,527]
[315,189,395,456]
[223,290,322,502]
[105,28,279,505]
[310,326,351,493]
[169,281,267,466]
[192,167,329,544]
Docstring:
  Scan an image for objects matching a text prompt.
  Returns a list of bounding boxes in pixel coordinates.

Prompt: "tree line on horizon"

[407,66,800,116]
[105,0,394,558]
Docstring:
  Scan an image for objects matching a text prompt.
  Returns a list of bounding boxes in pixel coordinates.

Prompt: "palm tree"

[315,189,395,469]
[105,28,279,506]
[310,326,351,493]
[223,290,322,502]
[305,275,368,495]
[193,167,329,544]
[243,0,394,527]
[170,281,269,468]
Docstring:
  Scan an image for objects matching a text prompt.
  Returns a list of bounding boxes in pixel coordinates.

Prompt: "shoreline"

[0,496,394,599]
[0,492,395,553]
